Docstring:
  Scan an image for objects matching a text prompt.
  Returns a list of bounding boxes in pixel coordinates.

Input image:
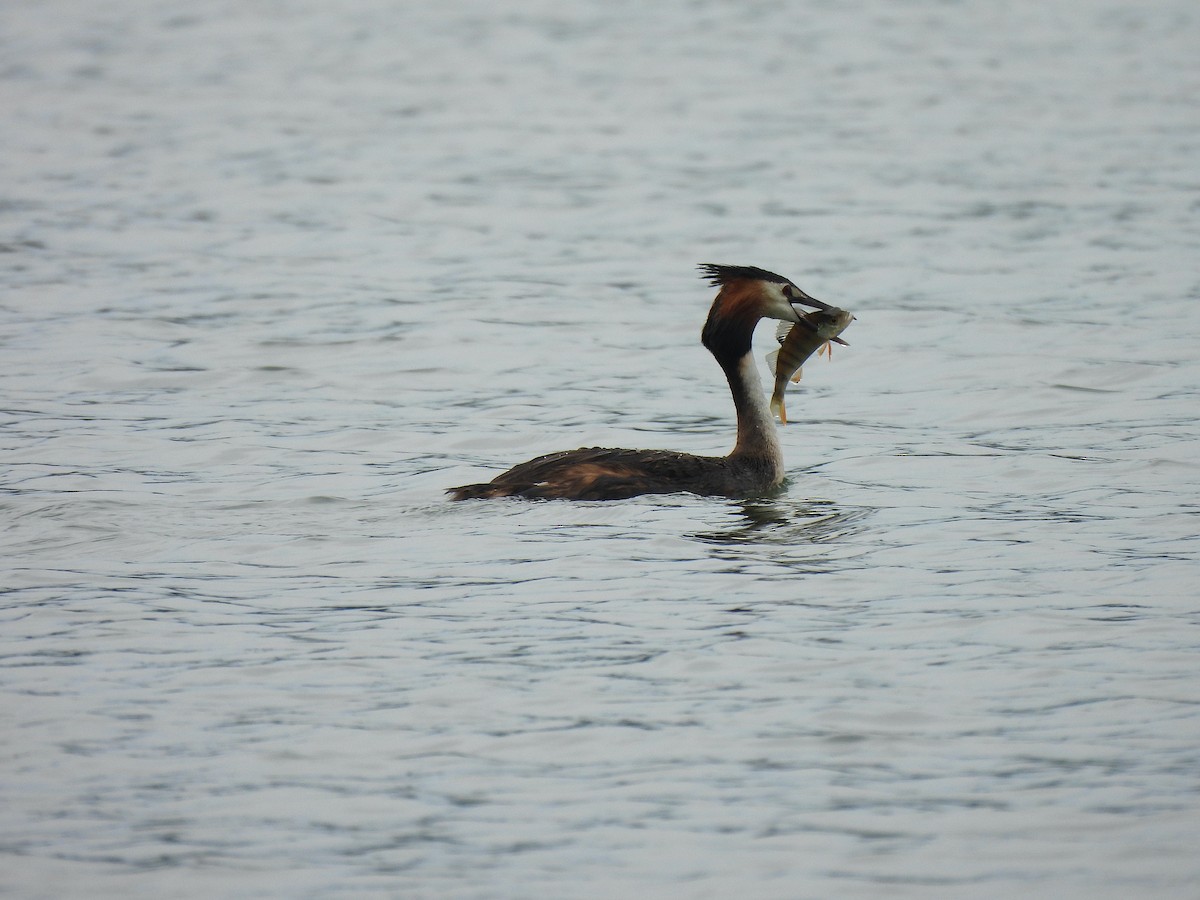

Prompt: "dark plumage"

[697,263,792,287]
[447,447,780,501]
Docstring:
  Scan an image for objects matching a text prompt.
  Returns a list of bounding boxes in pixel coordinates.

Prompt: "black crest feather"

[698,263,792,287]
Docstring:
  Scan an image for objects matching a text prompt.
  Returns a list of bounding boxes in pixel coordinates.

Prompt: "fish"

[765,307,854,424]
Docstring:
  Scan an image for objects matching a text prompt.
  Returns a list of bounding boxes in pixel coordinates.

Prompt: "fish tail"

[770,392,787,425]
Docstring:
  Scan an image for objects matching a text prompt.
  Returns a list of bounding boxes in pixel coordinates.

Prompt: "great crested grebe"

[447,264,833,501]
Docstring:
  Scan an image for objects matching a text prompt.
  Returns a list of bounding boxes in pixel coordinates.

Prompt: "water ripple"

[4,0,1200,897]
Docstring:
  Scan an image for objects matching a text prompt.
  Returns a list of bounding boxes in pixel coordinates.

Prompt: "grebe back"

[447,264,834,501]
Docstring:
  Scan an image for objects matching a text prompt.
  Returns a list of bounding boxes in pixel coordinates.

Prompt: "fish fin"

[764,349,779,372]
[790,366,804,383]
[774,321,793,344]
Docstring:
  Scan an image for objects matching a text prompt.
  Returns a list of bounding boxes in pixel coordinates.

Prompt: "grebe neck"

[700,293,786,484]
[721,351,784,477]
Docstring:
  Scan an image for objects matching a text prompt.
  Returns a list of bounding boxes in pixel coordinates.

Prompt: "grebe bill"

[447,264,834,501]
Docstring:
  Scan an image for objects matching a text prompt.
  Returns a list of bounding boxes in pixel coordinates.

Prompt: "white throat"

[730,352,784,473]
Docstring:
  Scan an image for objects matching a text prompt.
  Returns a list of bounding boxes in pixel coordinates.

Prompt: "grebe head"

[698,263,830,361]
[697,264,830,324]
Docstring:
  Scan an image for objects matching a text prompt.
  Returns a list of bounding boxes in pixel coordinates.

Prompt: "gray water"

[3,1,1199,897]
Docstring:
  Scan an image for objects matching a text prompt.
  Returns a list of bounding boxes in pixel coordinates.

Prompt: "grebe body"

[448,264,832,501]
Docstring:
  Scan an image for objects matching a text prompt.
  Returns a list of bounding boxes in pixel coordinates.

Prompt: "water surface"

[3,1,1199,897]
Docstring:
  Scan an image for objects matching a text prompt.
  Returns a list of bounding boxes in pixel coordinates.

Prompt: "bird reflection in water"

[692,497,873,548]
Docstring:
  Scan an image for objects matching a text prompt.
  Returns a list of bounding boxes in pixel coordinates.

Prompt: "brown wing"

[447,447,730,501]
